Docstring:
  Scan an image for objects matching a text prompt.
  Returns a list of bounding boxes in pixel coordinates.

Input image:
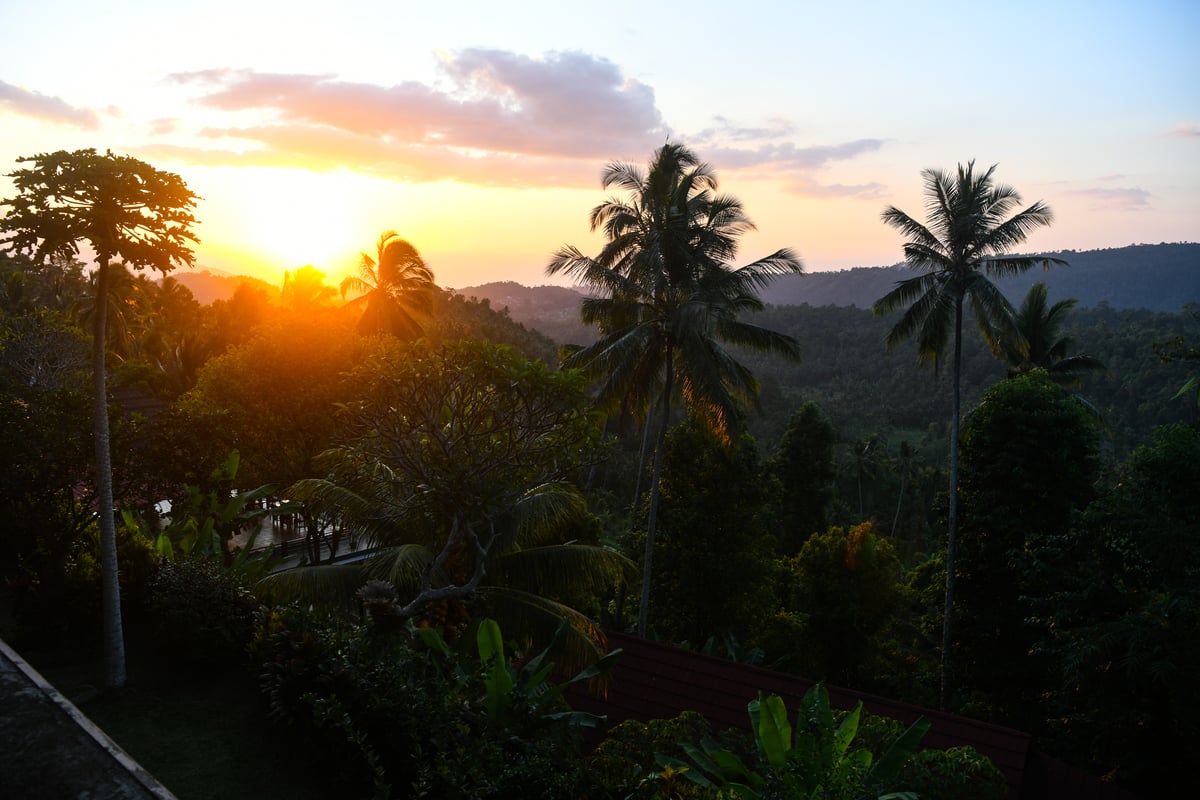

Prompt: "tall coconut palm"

[547,143,803,637]
[340,231,435,338]
[873,160,1064,708]
[1001,281,1104,382]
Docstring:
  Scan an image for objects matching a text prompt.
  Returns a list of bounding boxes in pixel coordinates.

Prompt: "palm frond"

[254,563,367,614]
[496,544,637,597]
[474,585,611,675]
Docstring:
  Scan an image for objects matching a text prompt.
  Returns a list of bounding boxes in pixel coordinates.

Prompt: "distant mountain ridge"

[761,243,1199,311]
[459,244,1198,344]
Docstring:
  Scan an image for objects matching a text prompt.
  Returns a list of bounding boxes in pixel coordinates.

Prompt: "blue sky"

[1,0,1196,288]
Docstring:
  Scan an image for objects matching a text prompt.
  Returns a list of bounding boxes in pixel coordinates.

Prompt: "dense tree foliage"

[767,402,837,553]
[1,148,199,688]
[261,339,634,666]
[954,371,1102,728]
[1038,422,1200,796]
[3,146,1194,799]
[641,419,777,645]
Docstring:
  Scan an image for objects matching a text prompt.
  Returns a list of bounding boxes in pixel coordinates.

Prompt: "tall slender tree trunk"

[940,297,964,709]
[93,259,127,689]
[630,403,655,518]
[637,351,673,638]
[891,473,906,538]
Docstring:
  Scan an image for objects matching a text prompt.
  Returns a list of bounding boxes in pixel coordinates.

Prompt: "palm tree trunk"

[637,353,672,638]
[630,403,655,519]
[93,258,127,689]
[891,472,906,538]
[940,297,964,709]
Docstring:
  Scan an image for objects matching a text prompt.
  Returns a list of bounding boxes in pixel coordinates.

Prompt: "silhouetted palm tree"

[873,160,1064,707]
[1001,281,1104,382]
[340,231,435,338]
[281,265,338,314]
[548,143,803,636]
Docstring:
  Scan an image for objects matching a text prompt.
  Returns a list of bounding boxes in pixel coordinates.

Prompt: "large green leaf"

[753,693,793,767]
[477,618,513,720]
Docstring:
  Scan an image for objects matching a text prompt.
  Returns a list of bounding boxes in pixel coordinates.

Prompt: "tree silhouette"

[873,160,1063,707]
[1001,281,1105,382]
[340,231,435,338]
[1,149,198,688]
[548,143,802,636]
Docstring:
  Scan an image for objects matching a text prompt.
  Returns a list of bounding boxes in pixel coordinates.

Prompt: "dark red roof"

[567,632,1136,800]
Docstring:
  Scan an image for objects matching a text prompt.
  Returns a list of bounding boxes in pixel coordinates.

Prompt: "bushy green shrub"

[901,746,1008,800]
[583,712,723,799]
[250,605,599,799]
[143,557,257,666]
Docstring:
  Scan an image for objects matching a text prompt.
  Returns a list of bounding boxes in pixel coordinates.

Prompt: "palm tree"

[340,231,435,338]
[547,143,803,636]
[1001,281,1104,382]
[281,265,338,314]
[873,160,1064,708]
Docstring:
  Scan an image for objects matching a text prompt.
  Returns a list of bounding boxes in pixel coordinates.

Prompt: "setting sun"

[202,167,373,286]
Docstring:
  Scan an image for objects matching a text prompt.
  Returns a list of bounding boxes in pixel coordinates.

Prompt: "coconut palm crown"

[873,159,1065,708]
[547,142,803,637]
[340,231,435,338]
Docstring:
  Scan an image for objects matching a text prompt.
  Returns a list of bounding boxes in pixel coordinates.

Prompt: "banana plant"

[663,685,930,799]
[127,451,285,573]
[417,618,619,734]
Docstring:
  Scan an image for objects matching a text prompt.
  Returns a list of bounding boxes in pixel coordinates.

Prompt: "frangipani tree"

[259,339,635,668]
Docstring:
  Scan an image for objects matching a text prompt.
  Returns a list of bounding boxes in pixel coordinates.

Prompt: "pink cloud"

[0,81,100,129]
[171,50,668,164]
[163,52,888,193]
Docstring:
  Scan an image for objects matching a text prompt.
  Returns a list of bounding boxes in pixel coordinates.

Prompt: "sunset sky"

[2,0,1197,291]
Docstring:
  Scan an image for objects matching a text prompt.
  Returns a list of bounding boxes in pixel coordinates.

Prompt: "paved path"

[0,637,176,799]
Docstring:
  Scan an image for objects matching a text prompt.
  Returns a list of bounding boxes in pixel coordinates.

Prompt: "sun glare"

[213,167,372,286]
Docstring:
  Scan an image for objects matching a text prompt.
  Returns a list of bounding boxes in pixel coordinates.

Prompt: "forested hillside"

[762,243,1200,311]
[740,303,1198,458]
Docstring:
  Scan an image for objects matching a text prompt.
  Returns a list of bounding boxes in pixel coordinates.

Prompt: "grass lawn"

[19,625,327,800]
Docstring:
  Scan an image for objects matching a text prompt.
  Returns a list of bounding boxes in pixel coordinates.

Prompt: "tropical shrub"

[143,557,258,666]
[664,685,930,800]
[583,711,723,799]
[250,604,616,798]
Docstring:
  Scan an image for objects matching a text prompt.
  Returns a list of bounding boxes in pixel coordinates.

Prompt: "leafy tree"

[179,317,368,562]
[0,309,94,628]
[261,339,635,667]
[645,418,777,646]
[873,160,1063,706]
[1,149,199,687]
[765,522,904,688]
[340,230,435,338]
[1000,281,1104,382]
[955,370,1101,727]
[767,402,837,553]
[547,143,803,636]
[1038,422,1200,796]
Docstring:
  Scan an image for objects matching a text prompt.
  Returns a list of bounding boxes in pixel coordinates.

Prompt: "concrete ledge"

[0,637,177,799]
